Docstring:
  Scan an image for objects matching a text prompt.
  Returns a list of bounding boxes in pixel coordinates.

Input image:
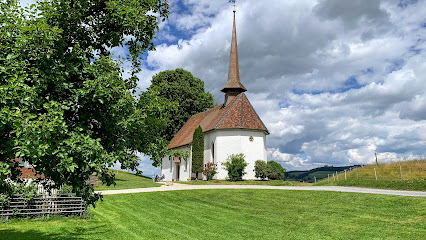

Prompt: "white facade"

[161,146,193,182]
[161,129,267,181]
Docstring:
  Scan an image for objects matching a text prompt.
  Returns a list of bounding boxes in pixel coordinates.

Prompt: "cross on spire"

[229,0,236,11]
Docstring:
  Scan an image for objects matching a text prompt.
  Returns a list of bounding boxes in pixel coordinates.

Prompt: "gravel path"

[96,183,426,197]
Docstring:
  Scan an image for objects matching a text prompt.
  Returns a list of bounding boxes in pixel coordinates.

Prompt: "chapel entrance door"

[176,163,180,181]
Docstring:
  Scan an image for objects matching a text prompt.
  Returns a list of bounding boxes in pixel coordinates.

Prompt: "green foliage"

[0,0,169,206]
[166,149,190,162]
[0,193,10,208]
[201,162,217,181]
[191,126,204,178]
[268,172,279,180]
[143,69,214,141]
[58,185,74,194]
[254,160,269,180]
[12,181,39,204]
[223,154,248,181]
[1,180,39,207]
[267,161,286,180]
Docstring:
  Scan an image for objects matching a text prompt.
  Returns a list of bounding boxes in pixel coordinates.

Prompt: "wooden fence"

[0,193,86,220]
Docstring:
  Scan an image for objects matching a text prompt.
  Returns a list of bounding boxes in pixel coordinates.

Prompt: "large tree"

[0,0,169,205]
[143,69,214,141]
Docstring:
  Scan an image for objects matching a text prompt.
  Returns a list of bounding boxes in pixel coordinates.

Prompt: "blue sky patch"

[398,0,418,8]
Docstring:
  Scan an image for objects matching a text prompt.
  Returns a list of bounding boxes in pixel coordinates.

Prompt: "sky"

[20,0,426,176]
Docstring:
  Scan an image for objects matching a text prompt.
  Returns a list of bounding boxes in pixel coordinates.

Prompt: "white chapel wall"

[204,130,267,180]
[161,145,192,182]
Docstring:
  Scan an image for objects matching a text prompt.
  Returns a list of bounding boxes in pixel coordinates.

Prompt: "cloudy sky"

[20,0,426,175]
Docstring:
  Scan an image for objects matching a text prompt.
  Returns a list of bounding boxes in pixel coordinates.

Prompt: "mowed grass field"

[316,160,426,191]
[1,190,425,239]
[95,170,161,191]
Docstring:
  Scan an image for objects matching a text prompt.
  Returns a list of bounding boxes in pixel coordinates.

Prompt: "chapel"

[161,10,269,181]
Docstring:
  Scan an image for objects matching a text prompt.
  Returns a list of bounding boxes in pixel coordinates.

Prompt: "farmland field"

[1,190,425,239]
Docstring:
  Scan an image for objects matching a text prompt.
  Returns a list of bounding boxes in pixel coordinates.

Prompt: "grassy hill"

[315,160,426,191]
[2,190,425,239]
[95,169,161,191]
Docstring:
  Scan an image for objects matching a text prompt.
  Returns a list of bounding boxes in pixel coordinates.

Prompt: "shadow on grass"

[1,224,108,240]
[138,175,154,180]
[114,178,128,182]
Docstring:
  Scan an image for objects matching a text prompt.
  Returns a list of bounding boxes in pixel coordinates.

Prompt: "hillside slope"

[315,160,426,191]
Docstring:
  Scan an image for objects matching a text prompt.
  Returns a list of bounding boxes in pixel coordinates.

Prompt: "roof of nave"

[168,93,269,149]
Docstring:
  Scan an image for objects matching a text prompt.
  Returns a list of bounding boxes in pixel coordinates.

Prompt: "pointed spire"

[221,10,247,94]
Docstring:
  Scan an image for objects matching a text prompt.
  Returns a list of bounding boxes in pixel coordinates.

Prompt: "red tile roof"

[19,167,44,179]
[168,93,269,149]
[10,157,45,179]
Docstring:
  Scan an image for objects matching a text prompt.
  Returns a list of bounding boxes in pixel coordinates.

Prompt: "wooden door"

[176,163,180,181]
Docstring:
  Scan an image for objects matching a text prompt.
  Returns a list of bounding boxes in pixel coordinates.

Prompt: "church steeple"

[222,10,247,106]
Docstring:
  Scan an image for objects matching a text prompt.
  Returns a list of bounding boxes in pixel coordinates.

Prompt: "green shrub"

[223,154,248,181]
[12,181,39,204]
[254,160,269,180]
[1,180,40,207]
[58,185,74,194]
[0,193,10,208]
[267,161,286,180]
[268,172,279,180]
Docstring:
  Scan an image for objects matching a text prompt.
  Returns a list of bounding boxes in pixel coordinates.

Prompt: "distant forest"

[285,165,362,183]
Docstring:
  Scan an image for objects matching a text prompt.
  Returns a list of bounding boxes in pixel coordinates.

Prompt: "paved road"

[96,183,426,197]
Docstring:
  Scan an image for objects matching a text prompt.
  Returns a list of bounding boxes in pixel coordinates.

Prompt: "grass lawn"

[1,190,425,239]
[95,170,161,191]
[316,160,426,191]
[177,179,311,186]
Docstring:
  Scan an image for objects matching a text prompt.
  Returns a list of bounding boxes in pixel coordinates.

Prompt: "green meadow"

[2,190,425,239]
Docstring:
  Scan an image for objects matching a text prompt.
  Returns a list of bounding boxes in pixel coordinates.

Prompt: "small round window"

[249,136,254,142]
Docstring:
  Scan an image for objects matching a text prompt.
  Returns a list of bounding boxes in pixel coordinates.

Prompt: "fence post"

[328,174,330,183]
[374,168,377,180]
[314,177,317,184]
[333,173,335,182]
[336,171,339,181]
[400,164,403,182]
[344,170,347,180]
